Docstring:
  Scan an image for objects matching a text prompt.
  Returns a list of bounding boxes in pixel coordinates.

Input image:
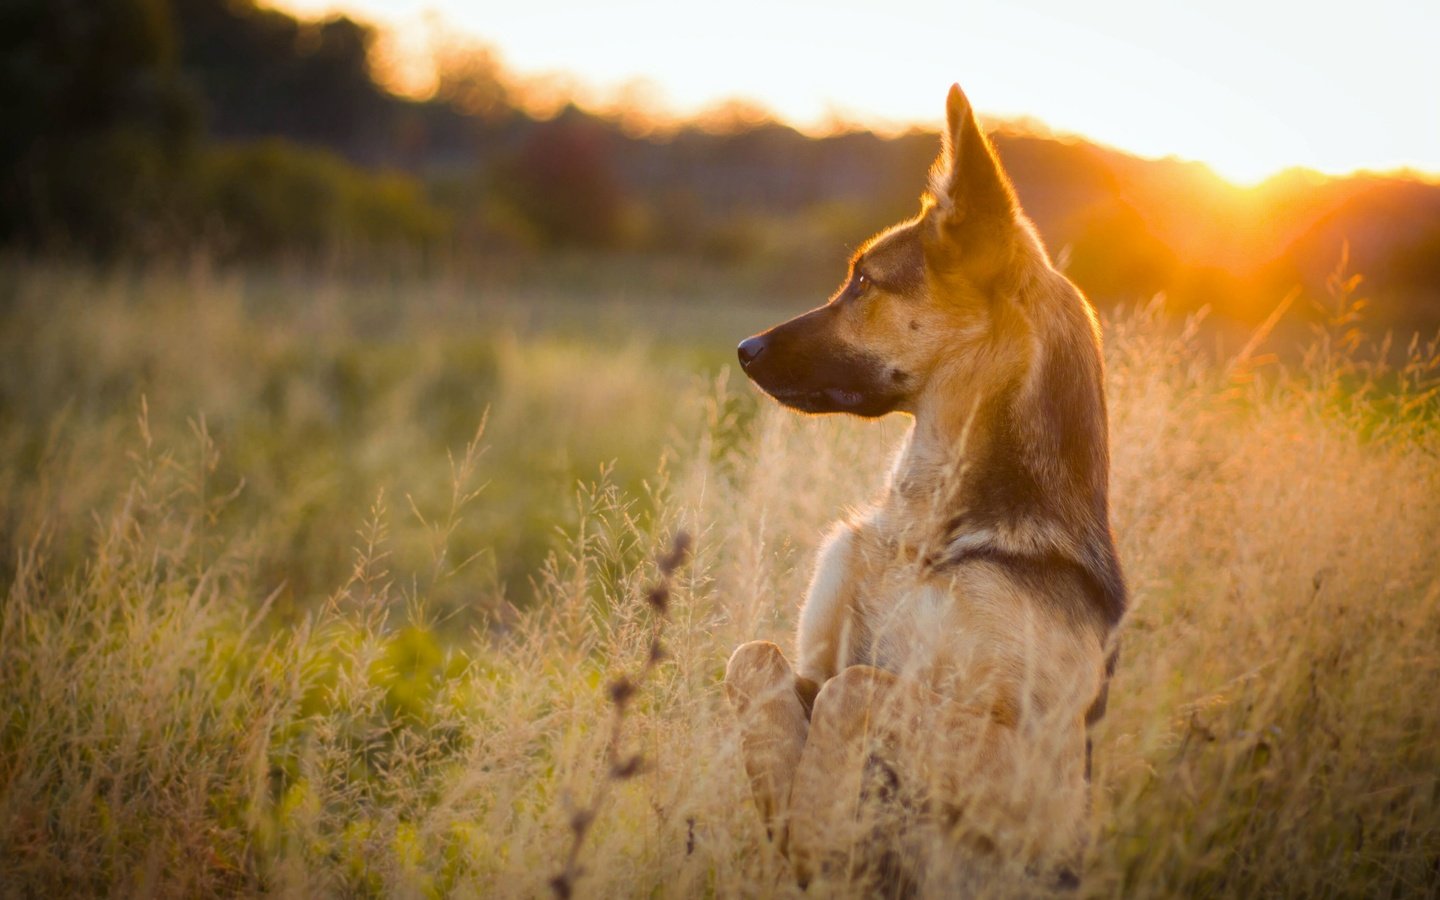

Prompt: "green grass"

[0,261,789,624]
[1,261,1438,897]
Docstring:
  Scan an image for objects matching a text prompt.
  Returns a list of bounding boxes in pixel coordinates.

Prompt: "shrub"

[490,113,627,249]
[197,139,448,259]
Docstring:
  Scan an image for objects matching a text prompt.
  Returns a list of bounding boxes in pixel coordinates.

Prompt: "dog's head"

[738,84,1031,418]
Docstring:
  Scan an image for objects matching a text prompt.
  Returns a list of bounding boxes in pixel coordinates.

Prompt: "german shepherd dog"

[724,85,1125,895]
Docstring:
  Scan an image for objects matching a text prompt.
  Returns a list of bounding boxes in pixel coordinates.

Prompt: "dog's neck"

[882,381,1013,555]
[872,279,1127,629]
[883,274,1111,570]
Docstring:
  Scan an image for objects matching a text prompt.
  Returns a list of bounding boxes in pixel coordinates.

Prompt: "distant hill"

[593,122,1440,332]
[172,0,1440,332]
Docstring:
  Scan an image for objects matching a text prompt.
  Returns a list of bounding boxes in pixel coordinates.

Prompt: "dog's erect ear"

[926,83,1018,240]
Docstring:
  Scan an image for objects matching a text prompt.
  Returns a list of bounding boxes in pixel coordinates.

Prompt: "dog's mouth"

[769,386,864,412]
[761,384,899,417]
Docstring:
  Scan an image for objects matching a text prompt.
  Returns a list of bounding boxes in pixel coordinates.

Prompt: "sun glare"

[271,0,1438,186]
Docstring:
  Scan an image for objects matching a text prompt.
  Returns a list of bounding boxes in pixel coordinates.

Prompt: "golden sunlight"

[271,0,1437,185]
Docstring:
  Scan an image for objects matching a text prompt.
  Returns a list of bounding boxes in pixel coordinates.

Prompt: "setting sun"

[270,0,1438,185]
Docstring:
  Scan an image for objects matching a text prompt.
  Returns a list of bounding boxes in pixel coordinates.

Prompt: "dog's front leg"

[724,641,811,853]
[724,524,858,852]
[785,664,927,894]
[796,524,861,686]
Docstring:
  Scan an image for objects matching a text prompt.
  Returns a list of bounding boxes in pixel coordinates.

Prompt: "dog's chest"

[836,525,1106,722]
[844,532,1017,692]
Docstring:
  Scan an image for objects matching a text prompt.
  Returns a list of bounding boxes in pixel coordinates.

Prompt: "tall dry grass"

[1,262,1438,897]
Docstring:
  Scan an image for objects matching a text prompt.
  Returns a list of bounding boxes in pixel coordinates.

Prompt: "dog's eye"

[854,272,870,293]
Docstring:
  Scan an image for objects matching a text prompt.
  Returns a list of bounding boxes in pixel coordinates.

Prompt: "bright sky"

[273,0,1438,185]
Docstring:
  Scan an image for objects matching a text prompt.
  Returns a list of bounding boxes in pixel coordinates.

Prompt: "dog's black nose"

[737,336,766,368]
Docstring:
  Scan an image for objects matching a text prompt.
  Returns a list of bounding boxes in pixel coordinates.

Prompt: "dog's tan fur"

[725,85,1125,893]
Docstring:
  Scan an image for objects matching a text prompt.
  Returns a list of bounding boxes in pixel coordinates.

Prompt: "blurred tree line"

[0,0,449,258]
[0,0,913,274]
[2,0,1438,331]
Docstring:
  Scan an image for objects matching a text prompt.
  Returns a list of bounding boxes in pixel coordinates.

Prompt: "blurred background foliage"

[2,0,1439,334]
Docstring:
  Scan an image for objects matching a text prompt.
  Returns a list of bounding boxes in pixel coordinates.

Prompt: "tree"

[0,0,200,251]
[172,0,389,156]
[492,110,626,248]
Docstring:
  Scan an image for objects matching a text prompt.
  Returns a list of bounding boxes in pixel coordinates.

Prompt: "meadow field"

[1,260,1438,897]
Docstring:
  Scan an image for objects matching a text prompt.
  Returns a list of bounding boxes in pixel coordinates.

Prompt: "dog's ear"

[924,84,1020,283]
[928,84,1016,227]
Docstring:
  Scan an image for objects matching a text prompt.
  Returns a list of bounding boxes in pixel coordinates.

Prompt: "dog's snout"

[737,336,767,368]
